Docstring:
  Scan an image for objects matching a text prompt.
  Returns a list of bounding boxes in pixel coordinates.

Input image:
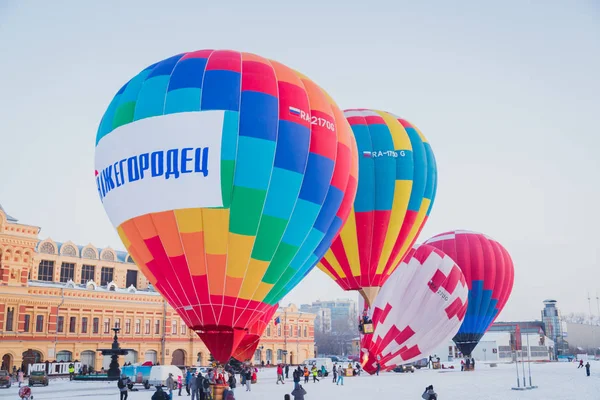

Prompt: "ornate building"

[0,204,315,373]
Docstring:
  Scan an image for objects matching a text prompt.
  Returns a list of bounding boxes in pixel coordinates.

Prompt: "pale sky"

[0,0,598,322]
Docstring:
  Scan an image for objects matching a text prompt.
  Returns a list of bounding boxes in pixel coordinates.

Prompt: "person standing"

[166,373,175,400]
[375,362,381,376]
[117,374,130,400]
[291,384,307,400]
[277,364,285,384]
[311,365,319,383]
[332,364,337,383]
[285,364,290,379]
[336,368,344,386]
[17,370,24,388]
[585,362,591,377]
[245,368,252,392]
[190,373,199,400]
[293,367,301,389]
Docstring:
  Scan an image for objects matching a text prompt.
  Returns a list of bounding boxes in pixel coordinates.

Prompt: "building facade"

[300,298,356,333]
[0,204,315,373]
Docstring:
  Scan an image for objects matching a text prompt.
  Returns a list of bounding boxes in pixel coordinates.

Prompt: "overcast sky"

[0,0,598,322]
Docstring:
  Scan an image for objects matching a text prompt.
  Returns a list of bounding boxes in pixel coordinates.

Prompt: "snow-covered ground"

[1,361,599,400]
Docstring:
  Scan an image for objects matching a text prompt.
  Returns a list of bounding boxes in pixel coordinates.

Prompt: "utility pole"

[161,300,167,365]
[588,292,593,324]
[596,292,600,323]
[284,309,288,364]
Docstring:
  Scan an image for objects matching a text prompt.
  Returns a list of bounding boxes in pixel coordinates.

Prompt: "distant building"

[299,304,331,334]
[300,298,356,333]
[429,321,555,363]
[564,323,600,353]
[541,299,569,355]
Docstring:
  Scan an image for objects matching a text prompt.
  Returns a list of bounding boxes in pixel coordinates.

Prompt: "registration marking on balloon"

[94,111,225,228]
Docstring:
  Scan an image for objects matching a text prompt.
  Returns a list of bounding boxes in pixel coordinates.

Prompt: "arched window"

[277,349,283,362]
[101,250,115,261]
[61,245,77,257]
[266,349,273,364]
[126,255,134,264]
[82,248,97,259]
[39,242,56,254]
[266,325,271,336]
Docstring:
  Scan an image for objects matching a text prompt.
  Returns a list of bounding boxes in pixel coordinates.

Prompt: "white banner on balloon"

[95,111,225,227]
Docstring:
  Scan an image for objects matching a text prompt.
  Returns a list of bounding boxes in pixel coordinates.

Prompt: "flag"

[515,325,522,351]
[288,106,301,116]
[362,151,372,158]
[274,316,281,326]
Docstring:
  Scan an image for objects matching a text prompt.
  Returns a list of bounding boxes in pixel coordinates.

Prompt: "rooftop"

[0,203,19,223]
[28,280,160,295]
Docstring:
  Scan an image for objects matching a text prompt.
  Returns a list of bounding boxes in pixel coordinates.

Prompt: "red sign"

[515,325,522,351]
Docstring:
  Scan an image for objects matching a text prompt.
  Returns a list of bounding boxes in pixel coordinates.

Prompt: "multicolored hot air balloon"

[233,304,278,362]
[360,244,468,374]
[424,230,515,356]
[94,49,359,362]
[318,109,437,307]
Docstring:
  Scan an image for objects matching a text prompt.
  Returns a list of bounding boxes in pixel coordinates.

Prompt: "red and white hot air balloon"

[360,244,468,374]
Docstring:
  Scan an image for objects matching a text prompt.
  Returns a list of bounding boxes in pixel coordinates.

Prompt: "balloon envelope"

[318,109,437,307]
[424,230,515,356]
[233,304,278,362]
[360,244,468,374]
[95,49,358,362]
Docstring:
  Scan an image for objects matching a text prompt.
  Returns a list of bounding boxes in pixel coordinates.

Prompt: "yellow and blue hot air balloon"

[95,50,358,362]
[318,109,437,307]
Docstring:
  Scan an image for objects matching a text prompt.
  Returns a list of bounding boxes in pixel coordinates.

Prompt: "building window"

[38,260,55,282]
[93,318,99,334]
[277,349,283,362]
[57,316,64,333]
[36,315,44,332]
[297,325,301,337]
[5,307,14,331]
[82,248,96,259]
[135,319,141,334]
[69,317,76,333]
[115,318,121,329]
[39,242,56,254]
[125,319,131,334]
[60,262,75,283]
[277,325,281,337]
[126,270,138,289]
[100,267,114,286]
[266,325,271,336]
[145,320,150,335]
[81,317,88,334]
[304,326,307,338]
[23,315,31,333]
[172,320,178,335]
[155,320,160,335]
[104,318,111,334]
[81,265,95,284]
[181,323,186,335]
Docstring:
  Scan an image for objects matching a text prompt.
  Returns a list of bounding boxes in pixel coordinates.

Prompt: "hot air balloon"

[318,109,437,307]
[424,230,515,356]
[233,304,278,362]
[360,244,468,374]
[95,49,359,362]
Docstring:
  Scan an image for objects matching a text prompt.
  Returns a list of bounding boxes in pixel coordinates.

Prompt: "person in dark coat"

[585,362,591,376]
[285,364,290,379]
[152,386,170,400]
[422,385,437,400]
[292,368,301,389]
[291,384,307,400]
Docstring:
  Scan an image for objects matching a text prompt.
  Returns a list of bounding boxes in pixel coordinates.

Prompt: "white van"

[148,365,183,388]
[303,358,334,375]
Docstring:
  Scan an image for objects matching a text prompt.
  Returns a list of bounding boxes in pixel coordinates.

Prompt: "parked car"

[0,370,11,388]
[29,370,49,386]
[393,364,415,373]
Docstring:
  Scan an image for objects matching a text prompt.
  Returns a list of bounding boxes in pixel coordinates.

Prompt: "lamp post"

[259,346,264,366]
